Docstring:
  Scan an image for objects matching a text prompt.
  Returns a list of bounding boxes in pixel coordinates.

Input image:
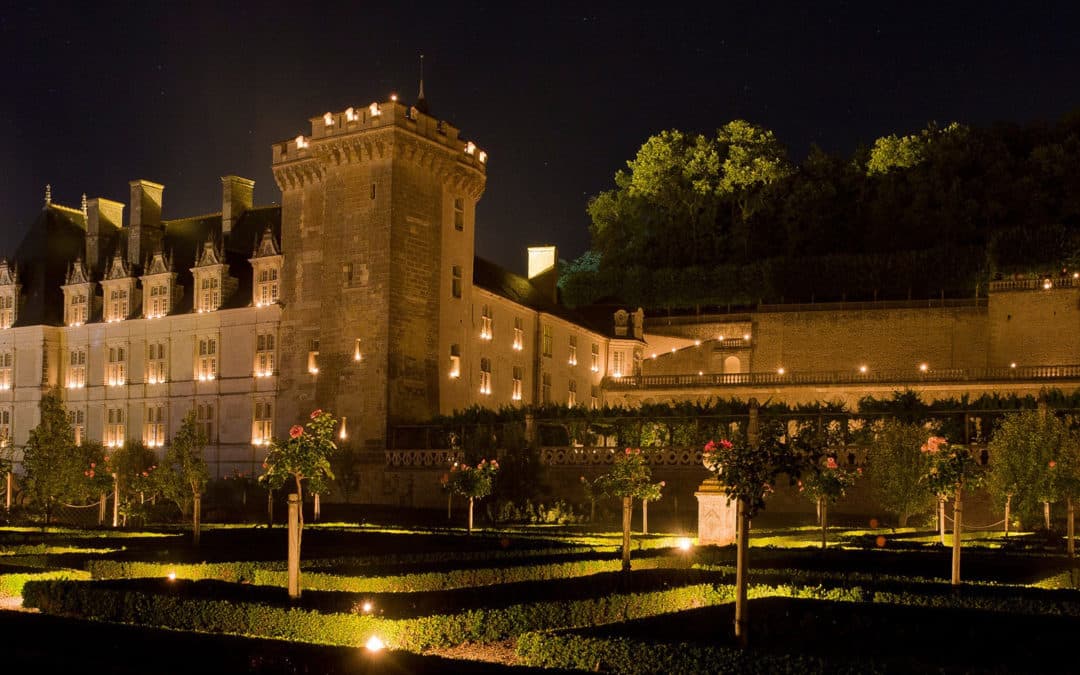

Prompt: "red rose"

[625,448,632,455]
[289,425,304,439]
[1049,460,1057,468]
[310,409,323,419]
[826,457,838,470]
[704,441,716,453]
[720,439,733,449]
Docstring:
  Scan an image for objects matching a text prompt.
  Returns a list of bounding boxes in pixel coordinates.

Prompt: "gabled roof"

[11,205,87,325]
[65,258,91,285]
[472,256,615,336]
[103,253,131,281]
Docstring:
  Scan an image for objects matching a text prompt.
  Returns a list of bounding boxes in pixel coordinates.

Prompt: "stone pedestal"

[696,477,737,545]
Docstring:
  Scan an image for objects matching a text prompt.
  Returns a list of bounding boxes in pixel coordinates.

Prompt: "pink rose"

[310,409,323,419]
[704,441,716,453]
[1049,460,1057,468]
[720,439,733,449]
[625,448,632,455]
[289,425,304,439]
[826,457,838,470]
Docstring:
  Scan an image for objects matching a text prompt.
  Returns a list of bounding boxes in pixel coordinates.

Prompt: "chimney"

[86,197,124,271]
[221,175,255,237]
[128,180,165,267]
[527,245,559,305]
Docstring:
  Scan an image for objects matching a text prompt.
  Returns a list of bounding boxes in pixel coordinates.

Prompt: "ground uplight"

[365,636,385,652]
[678,538,693,551]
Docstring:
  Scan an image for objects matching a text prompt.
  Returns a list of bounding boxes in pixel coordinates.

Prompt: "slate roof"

[4,202,282,326]
[472,256,615,337]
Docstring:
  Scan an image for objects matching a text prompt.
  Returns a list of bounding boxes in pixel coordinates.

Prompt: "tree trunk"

[5,471,11,511]
[267,489,274,528]
[294,478,304,550]
[621,496,632,572]
[193,493,201,548]
[642,499,648,535]
[98,492,106,526]
[938,497,946,546]
[112,476,119,528]
[447,493,452,521]
[1005,495,1011,537]
[951,487,963,586]
[734,498,750,648]
[820,498,828,550]
[287,493,301,599]
[314,493,321,522]
[1045,501,1051,531]
[1068,497,1076,587]
[590,498,595,523]
[899,511,909,528]
[468,496,475,535]
[816,497,821,525]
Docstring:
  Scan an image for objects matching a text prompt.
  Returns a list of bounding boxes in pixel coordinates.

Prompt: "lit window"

[568,379,577,407]
[255,267,279,306]
[512,366,523,401]
[196,337,218,381]
[453,197,464,231]
[480,305,493,340]
[255,332,276,377]
[0,351,13,390]
[590,385,600,410]
[323,112,334,127]
[353,338,363,362]
[67,409,84,446]
[146,342,167,384]
[465,141,476,155]
[568,336,577,366]
[612,351,625,378]
[449,344,461,378]
[295,135,308,149]
[590,343,600,372]
[105,408,125,448]
[106,346,127,386]
[107,288,129,322]
[68,292,88,325]
[146,284,169,318]
[144,405,166,447]
[369,102,381,117]
[541,372,551,404]
[542,325,552,358]
[452,266,462,299]
[253,400,273,446]
[308,350,319,375]
[479,358,492,395]
[199,276,221,312]
[0,294,15,329]
[513,317,524,351]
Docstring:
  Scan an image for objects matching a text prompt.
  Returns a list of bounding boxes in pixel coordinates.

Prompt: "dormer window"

[0,295,15,329]
[198,276,220,313]
[147,284,169,318]
[107,288,129,322]
[141,251,176,320]
[68,293,88,325]
[256,267,279,306]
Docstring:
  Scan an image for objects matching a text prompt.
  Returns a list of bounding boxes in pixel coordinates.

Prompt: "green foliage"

[155,411,208,518]
[987,410,1069,523]
[260,409,337,499]
[799,456,860,506]
[920,436,985,497]
[104,441,159,523]
[595,449,664,502]
[22,392,92,521]
[866,420,937,526]
[702,419,816,518]
[446,458,498,500]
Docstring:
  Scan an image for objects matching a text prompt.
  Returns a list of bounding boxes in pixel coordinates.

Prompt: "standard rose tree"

[799,455,859,549]
[446,459,499,534]
[920,436,984,586]
[595,448,664,572]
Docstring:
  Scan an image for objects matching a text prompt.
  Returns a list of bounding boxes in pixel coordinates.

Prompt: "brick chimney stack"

[221,175,254,238]
[128,179,164,267]
[86,197,124,271]
[527,245,559,305]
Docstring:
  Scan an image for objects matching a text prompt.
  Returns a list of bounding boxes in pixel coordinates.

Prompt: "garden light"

[362,601,373,613]
[365,636,385,652]
[678,538,692,551]
[167,572,176,581]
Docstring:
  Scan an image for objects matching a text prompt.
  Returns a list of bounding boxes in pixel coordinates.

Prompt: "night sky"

[3,1,1080,275]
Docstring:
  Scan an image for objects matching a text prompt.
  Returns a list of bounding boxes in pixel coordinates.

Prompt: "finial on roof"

[81,193,88,219]
[44,184,52,206]
[415,53,429,114]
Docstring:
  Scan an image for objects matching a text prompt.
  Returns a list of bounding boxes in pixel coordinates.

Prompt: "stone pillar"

[695,477,737,545]
[288,493,301,598]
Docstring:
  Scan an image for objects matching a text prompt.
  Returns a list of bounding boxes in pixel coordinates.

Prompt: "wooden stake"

[951,487,962,586]
[287,493,301,598]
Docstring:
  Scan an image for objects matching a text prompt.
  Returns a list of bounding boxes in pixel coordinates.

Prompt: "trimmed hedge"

[251,556,678,592]
[0,570,89,599]
[23,579,741,650]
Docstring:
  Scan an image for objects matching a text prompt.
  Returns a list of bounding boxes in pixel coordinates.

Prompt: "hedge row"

[0,570,89,599]
[22,579,743,650]
[251,556,679,593]
[87,545,599,582]
[516,633,854,675]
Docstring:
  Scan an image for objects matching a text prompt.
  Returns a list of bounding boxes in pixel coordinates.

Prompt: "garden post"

[98,492,106,525]
[621,496,632,572]
[314,493,321,522]
[951,487,962,586]
[642,499,648,535]
[1068,497,1075,585]
[112,475,119,528]
[5,471,10,511]
[1044,501,1051,531]
[287,493,301,598]
[1004,495,1011,536]
[468,496,474,534]
[820,497,828,550]
[447,492,452,520]
[267,489,274,527]
[938,497,946,546]
[193,493,201,548]
[734,497,749,648]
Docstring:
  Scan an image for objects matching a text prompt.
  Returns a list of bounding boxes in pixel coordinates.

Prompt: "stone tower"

[272,99,487,447]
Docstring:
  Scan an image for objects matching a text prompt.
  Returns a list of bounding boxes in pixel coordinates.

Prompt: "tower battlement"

[271,99,488,172]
